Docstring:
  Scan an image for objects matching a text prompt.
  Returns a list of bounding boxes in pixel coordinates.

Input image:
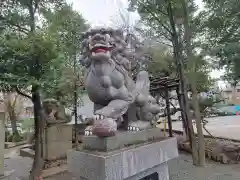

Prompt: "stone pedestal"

[43,123,72,160]
[67,128,178,180]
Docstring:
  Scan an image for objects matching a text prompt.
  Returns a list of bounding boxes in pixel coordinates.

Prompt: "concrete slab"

[82,128,164,152]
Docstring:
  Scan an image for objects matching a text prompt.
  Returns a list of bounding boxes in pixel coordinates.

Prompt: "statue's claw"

[84,125,93,136]
[94,114,105,120]
[128,126,140,131]
[84,130,93,136]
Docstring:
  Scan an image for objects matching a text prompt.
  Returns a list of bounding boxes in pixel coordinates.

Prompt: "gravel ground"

[45,152,240,180]
[168,152,240,180]
[4,152,240,180]
[4,156,32,180]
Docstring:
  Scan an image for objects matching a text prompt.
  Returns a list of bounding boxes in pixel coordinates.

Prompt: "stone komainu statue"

[42,98,71,125]
[80,28,161,137]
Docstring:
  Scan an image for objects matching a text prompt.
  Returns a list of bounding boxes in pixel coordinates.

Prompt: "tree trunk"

[27,1,45,179]
[165,88,173,137]
[181,0,205,166]
[176,88,188,140]
[166,0,199,165]
[29,86,44,180]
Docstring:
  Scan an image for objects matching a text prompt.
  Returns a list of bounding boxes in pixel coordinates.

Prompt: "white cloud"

[67,0,128,26]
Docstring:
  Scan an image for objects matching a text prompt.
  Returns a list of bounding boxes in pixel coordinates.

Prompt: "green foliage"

[200,0,240,85]
[129,0,213,92]
[7,132,23,142]
[40,3,88,106]
[0,0,88,107]
[0,32,59,86]
[21,118,34,131]
[147,45,176,77]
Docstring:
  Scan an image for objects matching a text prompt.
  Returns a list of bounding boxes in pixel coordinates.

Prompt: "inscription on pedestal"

[140,172,159,180]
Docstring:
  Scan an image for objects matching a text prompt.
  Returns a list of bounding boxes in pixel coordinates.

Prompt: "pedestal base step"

[68,137,178,180]
[82,128,164,152]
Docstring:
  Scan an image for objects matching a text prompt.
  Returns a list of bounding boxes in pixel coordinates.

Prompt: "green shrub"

[21,118,34,131]
[7,133,23,142]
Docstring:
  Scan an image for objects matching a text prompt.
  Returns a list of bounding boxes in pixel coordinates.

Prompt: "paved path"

[4,157,32,180]
[158,116,240,140]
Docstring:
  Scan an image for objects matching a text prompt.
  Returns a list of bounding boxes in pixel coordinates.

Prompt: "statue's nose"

[92,33,105,41]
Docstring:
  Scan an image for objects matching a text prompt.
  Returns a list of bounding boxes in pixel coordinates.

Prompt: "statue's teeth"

[136,128,140,131]
[85,131,89,136]
[89,131,92,135]
[133,127,136,131]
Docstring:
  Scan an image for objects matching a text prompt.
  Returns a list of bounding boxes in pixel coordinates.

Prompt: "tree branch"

[15,87,32,100]
[158,107,182,118]
[0,15,29,34]
[138,1,173,36]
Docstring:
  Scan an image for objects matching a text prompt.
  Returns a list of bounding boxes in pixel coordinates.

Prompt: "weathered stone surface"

[68,137,178,180]
[43,141,72,161]
[43,123,72,160]
[83,128,164,152]
[20,148,35,158]
[19,124,72,162]
[43,124,72,142]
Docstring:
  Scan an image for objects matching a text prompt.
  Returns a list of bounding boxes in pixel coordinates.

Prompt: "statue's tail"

[135,70,150,95]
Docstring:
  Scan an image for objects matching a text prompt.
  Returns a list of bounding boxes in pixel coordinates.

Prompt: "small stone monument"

[20,99,72,169]
[0,112,14,179]
[42,99,72,168]
[67,28,178,180]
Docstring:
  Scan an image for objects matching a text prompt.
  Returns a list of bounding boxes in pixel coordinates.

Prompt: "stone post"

[0,112,14,179]
[0,112,5,176]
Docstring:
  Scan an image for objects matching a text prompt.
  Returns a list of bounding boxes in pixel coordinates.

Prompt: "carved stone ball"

[92,118,117,138]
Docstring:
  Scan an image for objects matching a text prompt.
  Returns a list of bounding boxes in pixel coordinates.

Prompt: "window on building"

[237,89,240,92]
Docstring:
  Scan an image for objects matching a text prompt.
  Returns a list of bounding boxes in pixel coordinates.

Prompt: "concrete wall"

[223,85,240,104]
